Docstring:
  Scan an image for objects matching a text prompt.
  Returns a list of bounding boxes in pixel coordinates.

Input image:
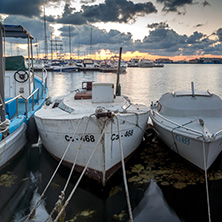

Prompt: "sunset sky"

[0,0,222,61]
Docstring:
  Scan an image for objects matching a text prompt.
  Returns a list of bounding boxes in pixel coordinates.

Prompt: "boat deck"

[36,93,148,120]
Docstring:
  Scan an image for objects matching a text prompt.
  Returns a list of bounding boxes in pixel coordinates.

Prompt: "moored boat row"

[34,79,222,185]
[32,57,164,73]
[2,24,222,185]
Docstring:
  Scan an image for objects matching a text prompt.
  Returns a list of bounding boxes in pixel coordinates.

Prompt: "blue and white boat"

[53,62,80,72]
[0,24,47,169]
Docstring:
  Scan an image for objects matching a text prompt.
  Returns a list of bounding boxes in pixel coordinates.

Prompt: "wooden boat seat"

[74,90,92,100]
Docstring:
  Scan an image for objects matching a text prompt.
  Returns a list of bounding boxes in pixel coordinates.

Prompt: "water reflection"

[47,64,222,106]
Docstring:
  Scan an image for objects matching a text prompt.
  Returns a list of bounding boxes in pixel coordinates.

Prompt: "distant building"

[155,58,173,64]
[189,58,199,64]
[189,57,222,64]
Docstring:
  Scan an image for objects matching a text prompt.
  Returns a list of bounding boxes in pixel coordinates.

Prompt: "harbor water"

[1,64,222,222]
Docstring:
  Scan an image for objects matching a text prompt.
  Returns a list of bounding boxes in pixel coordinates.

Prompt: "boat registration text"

[175,134,190,145]
[65,129,134,143]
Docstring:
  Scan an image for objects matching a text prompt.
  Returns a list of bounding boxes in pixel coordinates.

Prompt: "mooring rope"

[64,115,93,191]
[118,112,146,134]
[115,115,133,222]
[0,119,10,132]
[54,120,109,222]
[45,115,93,221]
[202,139,211,222]
[170,119,197,154]
[25,117,84,222]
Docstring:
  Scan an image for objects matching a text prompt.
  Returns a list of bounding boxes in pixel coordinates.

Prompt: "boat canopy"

[2,24,34,39]
[158,92,222,117]
[5,56,26,71]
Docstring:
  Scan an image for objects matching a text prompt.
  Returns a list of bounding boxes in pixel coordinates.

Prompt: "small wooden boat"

[150,82,222,170]
[35,81,149,185]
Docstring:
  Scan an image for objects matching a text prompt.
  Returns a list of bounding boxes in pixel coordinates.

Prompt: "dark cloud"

[156,0,193,13]
[131,24,220,57]
[204,44,222,56]
[215,28,222,42]
[202,1,211,7]
[54,3,87,25]
[81,0,157,23]
[1,14,54,56]
[59,24,222,57]
[187,31,204,44]
[0,0,157,25]
[194,24,204,28]
[141,27,187,51]
[58,24,134,55]
[0,0,64,18]
[60,24,132,47]
[2,15,53,41]
[147,22,169,29]
[51,0,157,25]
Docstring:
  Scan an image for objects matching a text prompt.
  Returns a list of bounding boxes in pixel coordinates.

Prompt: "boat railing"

[41,67,48,97]
[151,110,206,138]
[212,129,222,138]
[26,88,40,112]
[122,96,132,111]
[0,87,41,119]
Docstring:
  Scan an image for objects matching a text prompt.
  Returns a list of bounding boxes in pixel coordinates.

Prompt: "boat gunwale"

[150,109,222,141]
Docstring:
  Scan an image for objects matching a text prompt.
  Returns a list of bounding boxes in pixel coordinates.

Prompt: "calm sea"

[1,64,222,222]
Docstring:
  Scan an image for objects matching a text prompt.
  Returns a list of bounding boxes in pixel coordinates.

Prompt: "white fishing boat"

[150,82,222,170]
[127,58,140,67]
[98,57,127,73]
[0,24,47,169]
[138,59,154,67]
[153,62,164,68]
[35,80,149,185]
[78,58,98,71]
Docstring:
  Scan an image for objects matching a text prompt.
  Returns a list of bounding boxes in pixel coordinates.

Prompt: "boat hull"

[53,67,80,72]
[0,122,27,169]
[1,74,47,169]
[35,112,149,184]
[151,117,222,170]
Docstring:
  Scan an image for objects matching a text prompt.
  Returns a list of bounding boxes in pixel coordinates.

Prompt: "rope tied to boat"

[202,139,211,222]
[0,119,10,132]
[25,117,85,222]
[115,115,133,221]
[117,111,147,134]
[45,115,93,221]
[54,119,110,222]
[170,119,198,153]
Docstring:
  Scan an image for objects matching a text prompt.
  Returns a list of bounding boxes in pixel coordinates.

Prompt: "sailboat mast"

[69,26,71,60]
[0,23,5,122]
[90,28,92,57]
[116,47,122,96]
[44,7,48,59]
